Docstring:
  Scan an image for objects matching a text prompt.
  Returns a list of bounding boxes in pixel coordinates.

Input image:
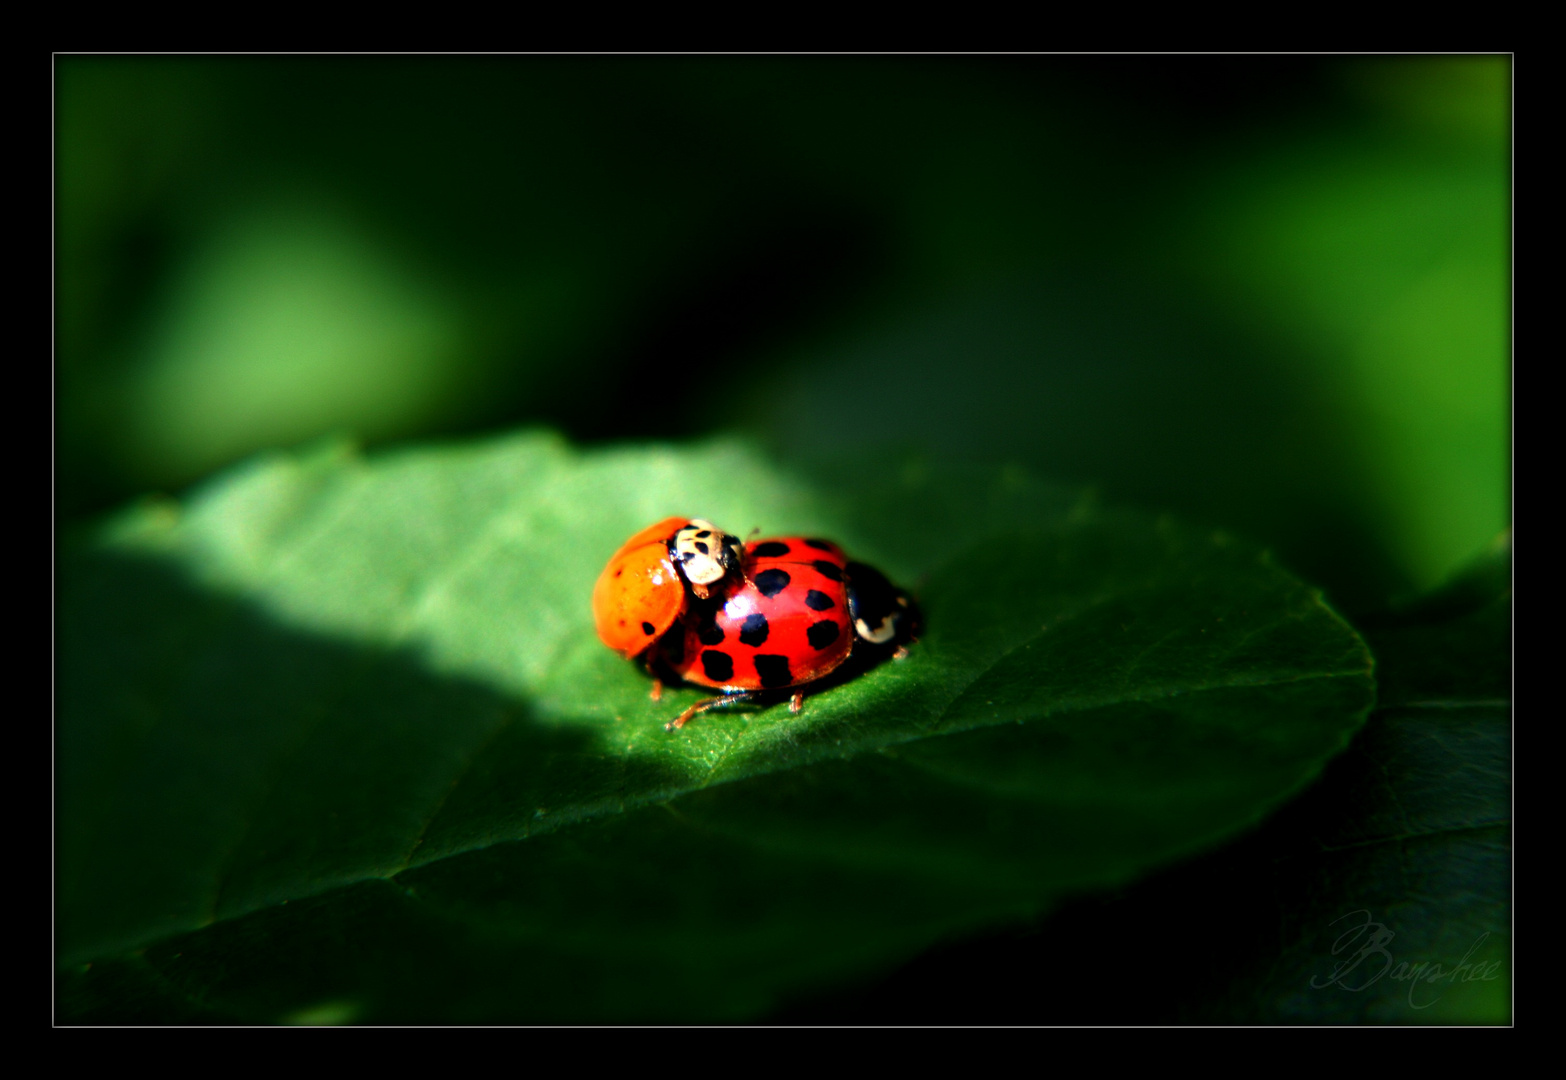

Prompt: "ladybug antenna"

[745,527,761,541]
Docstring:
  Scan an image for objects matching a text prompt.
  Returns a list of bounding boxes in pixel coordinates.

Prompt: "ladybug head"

[670,519,745,599]
[846,562,921,647]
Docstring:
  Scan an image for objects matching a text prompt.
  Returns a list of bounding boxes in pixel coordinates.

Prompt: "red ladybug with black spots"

[654,534,920,730]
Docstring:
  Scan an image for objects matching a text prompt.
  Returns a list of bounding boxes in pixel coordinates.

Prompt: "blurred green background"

[56,55,1509,612]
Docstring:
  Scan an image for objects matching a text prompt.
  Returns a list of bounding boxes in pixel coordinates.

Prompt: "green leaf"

[57,432,1373,1023]
[1246,535,1512,1024]
[1190,536,1511,1025]
[781,536,1508,1025]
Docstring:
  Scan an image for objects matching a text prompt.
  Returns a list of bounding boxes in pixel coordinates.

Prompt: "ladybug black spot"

[752,541,791,558]
[754,568,792,597]
[739,613,770,647]
[641,621,656,635]
[805,589,835,611]
[807,620,841,650]
[695,540,709,555]
[701,650,734,682]
[812,560,844,582]
[754,655,794,688]
[696,530,711,538]
[697,619,726,646]
[804,539,834,551]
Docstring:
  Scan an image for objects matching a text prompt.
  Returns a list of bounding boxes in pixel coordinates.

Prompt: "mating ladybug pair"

[593,517,919,730]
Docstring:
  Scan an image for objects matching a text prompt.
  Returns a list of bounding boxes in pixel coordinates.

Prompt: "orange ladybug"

[592,517,745,659]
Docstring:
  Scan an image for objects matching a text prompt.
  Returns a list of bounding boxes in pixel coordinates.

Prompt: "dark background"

[57,55,1509,614]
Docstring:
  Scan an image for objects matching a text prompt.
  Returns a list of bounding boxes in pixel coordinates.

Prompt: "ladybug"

[592,517,745,659]
[657,535,919,730]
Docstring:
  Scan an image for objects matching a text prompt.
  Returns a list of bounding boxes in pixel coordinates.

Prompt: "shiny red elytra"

[664,537,856,694]
[593,521,919,731]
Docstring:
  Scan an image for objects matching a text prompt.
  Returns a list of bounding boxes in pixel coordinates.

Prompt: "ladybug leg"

[666,692,758,732]
[641,658,665,702]
[893,645,909,661]
[790,692,805,714]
